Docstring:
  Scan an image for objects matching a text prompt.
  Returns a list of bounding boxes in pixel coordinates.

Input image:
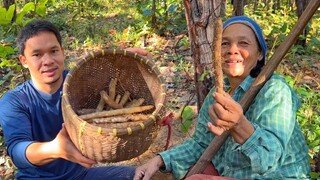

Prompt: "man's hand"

[26,124,96,168]
[134,155,164,180]
[51,124,97,168]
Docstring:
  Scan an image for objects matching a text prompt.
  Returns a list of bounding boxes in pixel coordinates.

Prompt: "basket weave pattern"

[62,49,166,163]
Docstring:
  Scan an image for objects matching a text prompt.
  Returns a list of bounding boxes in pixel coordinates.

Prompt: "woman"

[134,16,310,180]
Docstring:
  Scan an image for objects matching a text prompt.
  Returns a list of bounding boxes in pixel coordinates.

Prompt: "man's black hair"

[17,20,62,55]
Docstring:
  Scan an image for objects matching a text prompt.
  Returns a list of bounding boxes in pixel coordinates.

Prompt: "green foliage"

[0,0,47,97]
[284,75,320,161]
[310,171,320,180]
[134,0,186,35]
[244,3,320,58]
[180,106,194,133]
[0,5,15,25]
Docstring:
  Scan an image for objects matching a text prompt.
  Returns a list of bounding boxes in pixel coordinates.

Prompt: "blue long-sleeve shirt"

[160,74,310,179]
[0,71,86,179]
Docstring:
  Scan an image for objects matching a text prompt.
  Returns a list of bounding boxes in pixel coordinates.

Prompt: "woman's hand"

[207,92,254,143]
[134,155,164,180]
[207,92,243,135]
[126,47,152,59]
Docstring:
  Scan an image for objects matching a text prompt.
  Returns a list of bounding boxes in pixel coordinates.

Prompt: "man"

[0,20,147,179]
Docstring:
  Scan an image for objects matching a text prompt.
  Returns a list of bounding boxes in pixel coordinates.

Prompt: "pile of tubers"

[77,78,154,128]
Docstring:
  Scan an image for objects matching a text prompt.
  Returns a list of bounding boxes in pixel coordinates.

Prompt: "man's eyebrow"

[51,45,60,49]
[31,49,41,53]
[31,45,60,53]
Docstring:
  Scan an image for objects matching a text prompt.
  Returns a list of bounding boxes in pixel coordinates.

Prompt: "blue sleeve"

[0,91,36,168]
[11,141,36,168]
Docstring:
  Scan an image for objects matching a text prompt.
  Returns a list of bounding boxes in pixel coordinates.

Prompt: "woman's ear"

[257,50,263,62]
[19,55,28,68]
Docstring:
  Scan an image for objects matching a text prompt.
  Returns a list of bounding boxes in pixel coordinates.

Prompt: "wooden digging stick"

[213,17,223,94]
[186,0,320,177]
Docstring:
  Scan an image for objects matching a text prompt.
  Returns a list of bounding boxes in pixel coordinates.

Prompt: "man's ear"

[19,55,28,68]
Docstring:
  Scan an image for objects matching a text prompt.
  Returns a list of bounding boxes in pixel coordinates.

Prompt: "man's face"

[19,31,65,93]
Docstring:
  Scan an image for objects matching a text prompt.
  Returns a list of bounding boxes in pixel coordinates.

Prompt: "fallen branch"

[109,78,117,100]
[213,17,223,94]
[125,98,145,108]
[92,114,150,123]
[100,90,123,109]
[96,96,106,112]
[79,105,154,120]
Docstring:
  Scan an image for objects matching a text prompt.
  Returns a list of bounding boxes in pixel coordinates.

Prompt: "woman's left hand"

[207,92,243,136]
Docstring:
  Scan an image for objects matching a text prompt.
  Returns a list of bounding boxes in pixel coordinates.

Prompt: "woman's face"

[221,23,263,81]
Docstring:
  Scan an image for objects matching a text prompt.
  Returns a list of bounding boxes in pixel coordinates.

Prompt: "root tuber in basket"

[62,49,166,163]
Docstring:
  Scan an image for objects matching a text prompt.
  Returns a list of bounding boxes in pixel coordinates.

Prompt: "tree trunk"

[162,0,168,20]
[220,0,227,16]
[295,0,310,47]
[4,0,15,9]
[276,0,281,10]
[254,0,258,11]
[233,0,245,16]
[152,0,157,28]
[183,0,222,109]
[3,0,16,22]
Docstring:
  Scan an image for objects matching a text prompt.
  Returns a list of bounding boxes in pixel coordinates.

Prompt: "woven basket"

[62,49,166,163]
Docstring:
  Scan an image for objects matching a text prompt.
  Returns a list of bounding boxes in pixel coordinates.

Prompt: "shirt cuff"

[11,141,36,168]
[240,123,261,154]
[237,124,264,173]
[159,151,172,172]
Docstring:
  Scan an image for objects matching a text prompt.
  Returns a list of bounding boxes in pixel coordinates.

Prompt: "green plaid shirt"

[160,74,310,179]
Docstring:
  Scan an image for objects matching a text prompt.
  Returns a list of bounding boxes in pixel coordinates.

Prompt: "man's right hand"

[134,155,164,180]
[26,124,96,168]
[51,124,97,168]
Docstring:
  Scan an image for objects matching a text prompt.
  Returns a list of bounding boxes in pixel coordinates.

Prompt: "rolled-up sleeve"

[159,88,216,179]
[227,77,297,175]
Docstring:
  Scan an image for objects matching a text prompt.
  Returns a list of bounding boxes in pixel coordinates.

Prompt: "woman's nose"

[228,44,239,55]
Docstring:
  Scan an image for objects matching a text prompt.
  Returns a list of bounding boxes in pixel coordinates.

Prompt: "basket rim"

[62,48,166,136]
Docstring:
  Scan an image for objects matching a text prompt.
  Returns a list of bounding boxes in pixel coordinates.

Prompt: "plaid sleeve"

[239,76,297,174]
[159,88,216,179]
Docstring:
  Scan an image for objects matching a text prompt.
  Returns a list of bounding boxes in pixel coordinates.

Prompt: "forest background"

[0,0,319,179]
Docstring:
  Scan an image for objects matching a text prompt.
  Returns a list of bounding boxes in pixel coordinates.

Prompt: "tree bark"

[182,0,222,109]
[295,0,311,47]
[3,0,15,9]
[152,0,157,28]
[233,0,245,16]
[220,0,226,16]
[3,0,16,22]
[254,0,258,11]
